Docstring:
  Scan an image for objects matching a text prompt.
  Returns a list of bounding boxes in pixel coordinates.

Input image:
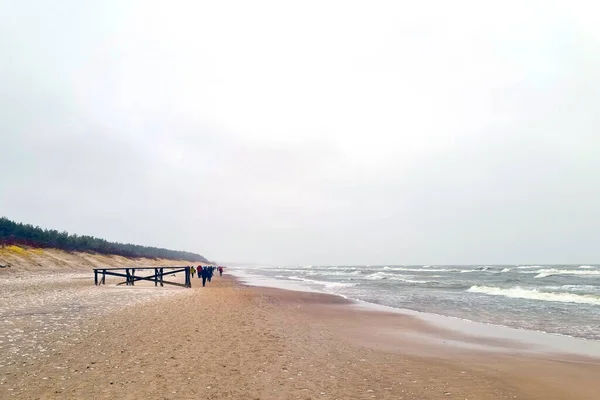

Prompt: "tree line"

[0,217,208,262]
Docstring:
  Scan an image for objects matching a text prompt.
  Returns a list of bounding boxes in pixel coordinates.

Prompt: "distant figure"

[218,266,223,277]
[207,266,214,283]
[190,266,196,278]
[201,266,209,287]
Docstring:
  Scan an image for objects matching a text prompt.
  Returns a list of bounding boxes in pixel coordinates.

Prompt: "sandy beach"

[1,265,600,399]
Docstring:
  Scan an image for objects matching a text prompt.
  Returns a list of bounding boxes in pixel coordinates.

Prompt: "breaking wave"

[467,286,600,305]
[364,272,387,280]
[362,272,435,284]
[288,276,356,288]
[534,269,600,279]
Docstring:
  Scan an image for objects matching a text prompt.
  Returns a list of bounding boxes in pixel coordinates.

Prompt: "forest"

[0,217,208,262]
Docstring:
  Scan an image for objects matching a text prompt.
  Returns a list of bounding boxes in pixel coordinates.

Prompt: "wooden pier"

[94,267,192,288]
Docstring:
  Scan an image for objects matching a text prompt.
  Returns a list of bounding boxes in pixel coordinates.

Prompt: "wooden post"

[102,269,106,285]
[131,269,135,286]
[154,268,158,287]
[94,270,98,286]
[160,268,164,287]
[185,266,191,288]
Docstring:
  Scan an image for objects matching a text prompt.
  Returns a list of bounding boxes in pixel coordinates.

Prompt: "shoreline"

[244,277,600,399]
[1,269,600,399]
[231,267,600,358]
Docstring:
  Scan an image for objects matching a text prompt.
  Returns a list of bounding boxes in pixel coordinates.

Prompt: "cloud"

[1,0,599,264]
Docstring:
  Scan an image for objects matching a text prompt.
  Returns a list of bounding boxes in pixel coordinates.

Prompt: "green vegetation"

[0,217,208,262]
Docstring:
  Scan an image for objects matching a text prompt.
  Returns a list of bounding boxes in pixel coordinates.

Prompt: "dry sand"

[1,260,599,399]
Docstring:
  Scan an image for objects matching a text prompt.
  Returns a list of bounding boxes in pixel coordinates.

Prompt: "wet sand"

[1,272,599,399]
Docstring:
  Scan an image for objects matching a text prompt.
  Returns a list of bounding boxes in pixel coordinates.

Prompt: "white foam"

[389,277,431,284]
[467,285,600,305]
[534,269,600,278]
[546,285,600,293]
[501,268,512,273]
[288,276,356,289]
[364,271,387,280]
[323,281,356,289]
[382,267,458,273]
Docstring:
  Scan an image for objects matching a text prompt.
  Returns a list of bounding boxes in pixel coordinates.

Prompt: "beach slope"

[1,274,599,399]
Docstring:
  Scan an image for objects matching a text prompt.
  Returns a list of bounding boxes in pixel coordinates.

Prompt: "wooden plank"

[93,266,191,288]
[92,267,195,271]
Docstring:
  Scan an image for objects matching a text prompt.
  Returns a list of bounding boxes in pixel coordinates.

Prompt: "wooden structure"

[94,266,192,288]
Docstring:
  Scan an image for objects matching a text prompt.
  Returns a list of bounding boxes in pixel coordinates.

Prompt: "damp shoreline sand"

[1,269,599,399]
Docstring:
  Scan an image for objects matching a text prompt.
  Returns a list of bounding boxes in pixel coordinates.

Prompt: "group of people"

[189,265,225,287]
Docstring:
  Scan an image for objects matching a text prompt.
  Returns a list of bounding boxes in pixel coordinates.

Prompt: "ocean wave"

[395,267,459,273]
[467,285,600,305]
[579,265,597,269]
[297,270,361,277]
[288,276,356,289]
[362,272,436,284]
[545,285,600,293]
[375,266,497,274]
[364,272,387,280]
[517,265,546,269]
[501,268,512,273]
[534,269,600,279]
[322,281,356,289]
[388,277,433,284]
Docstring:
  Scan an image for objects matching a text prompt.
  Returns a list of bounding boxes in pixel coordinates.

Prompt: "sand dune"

[0,246,200,275]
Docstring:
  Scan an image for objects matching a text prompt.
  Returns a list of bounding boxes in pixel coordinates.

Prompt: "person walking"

[218,266,223,277]
[201,266,208,287]
[190,266,196,278]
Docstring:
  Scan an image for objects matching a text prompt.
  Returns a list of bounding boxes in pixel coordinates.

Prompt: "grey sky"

[1,0,599,265]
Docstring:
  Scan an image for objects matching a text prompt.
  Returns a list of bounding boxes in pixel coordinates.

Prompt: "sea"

[232,264,600,342]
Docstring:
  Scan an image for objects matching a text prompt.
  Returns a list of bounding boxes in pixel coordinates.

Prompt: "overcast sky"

[1,1,599,265]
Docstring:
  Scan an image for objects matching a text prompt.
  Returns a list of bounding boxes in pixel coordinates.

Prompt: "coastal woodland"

[0,217,207,262]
